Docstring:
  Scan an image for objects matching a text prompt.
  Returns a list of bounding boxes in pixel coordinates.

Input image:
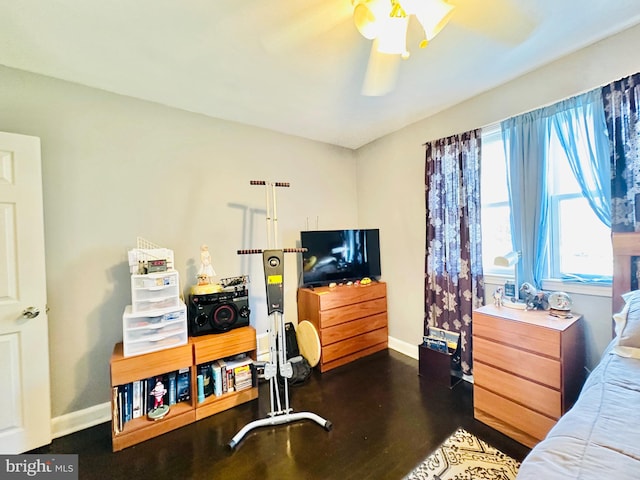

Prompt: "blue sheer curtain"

[501,89,612,287]
[501,111,551,290]
[551,90,611,227]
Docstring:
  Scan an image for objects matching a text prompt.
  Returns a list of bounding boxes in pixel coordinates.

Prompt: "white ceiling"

[2,0,640,149]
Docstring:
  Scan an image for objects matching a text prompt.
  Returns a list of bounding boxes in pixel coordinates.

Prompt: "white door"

[0,131,51,453]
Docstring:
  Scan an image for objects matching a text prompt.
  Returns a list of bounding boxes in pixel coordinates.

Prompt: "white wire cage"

[127,237,175,274]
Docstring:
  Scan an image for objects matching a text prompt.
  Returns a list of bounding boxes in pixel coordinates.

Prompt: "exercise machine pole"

[228,181,331,450]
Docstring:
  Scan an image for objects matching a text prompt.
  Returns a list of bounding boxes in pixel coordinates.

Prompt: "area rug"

[403,428,520,480]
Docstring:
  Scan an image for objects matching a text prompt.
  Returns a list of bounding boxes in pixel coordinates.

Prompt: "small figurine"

[493,287,504,307]
[191,245,223,295]
[147,377,170,421]
[150,379,167,410]
[137,260,148,275]
[197,244,216,285]
[520,282,550,310]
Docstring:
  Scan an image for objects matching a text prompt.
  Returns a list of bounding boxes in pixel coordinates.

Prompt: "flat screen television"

[300,229,381,287]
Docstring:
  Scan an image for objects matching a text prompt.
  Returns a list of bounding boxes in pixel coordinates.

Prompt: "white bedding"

[517,342,640,479]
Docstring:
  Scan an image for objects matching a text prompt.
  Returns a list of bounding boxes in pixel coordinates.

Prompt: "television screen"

[300,229,381,287]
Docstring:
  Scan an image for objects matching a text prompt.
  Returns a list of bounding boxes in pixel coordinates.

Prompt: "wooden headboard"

[612,232,640,315]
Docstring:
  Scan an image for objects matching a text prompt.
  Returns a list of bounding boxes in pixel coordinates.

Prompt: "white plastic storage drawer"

[131,270,180,313]
[122,303,188,357]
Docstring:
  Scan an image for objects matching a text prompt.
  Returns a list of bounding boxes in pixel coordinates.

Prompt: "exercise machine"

[228,180,331,449]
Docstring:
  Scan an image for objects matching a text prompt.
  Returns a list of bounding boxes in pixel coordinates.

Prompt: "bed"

[516,232,640,479]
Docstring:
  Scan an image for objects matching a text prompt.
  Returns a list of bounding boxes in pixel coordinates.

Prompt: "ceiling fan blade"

[449,0,538,45]
[262,0,353,52]
[361,41,401,96]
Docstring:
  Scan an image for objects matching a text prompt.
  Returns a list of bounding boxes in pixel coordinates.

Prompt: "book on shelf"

[112,387,120,435]
[197,363,214,398]
[117,388,124,432]
[141,379,146,415]
[168,371,177,405]
[176,367,190,403]
[217,358,228,393]
[145,377,156,414]
[132,380,142,419]
[122,383,132,422]
[211,361,223,397]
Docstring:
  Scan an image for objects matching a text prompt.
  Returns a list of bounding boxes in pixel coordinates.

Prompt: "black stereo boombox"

[188,286,250,336]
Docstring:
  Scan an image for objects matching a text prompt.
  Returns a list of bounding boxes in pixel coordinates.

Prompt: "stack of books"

[198,353,255,402]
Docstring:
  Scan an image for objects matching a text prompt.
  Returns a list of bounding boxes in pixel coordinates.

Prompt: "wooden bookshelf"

[110,342,195,452]
[191,327,258,421]
[110,326,258,451]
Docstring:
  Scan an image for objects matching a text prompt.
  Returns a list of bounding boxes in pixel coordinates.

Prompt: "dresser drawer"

[319,297,387,328]
[474,386,556,442]
[474,361,561,418]
[320,312,387,346]
[474,311,561,358]
[322,327,388,363]
[474,336,561,389]
[316,282,387,311]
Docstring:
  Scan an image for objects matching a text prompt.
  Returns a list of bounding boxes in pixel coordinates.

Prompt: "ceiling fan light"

[353,3,378,39]
[376,15,409,55]
[415,0,455,41]
[353,0,388,40]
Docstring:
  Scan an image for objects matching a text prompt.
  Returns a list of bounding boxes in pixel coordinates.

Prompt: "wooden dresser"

[472,304,585,448]
[297,282,388,373]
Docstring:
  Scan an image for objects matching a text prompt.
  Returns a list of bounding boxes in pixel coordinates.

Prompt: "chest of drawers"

[297,282,388,372]
[472,304,584,447]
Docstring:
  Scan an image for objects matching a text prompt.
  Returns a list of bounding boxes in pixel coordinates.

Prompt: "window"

[481,124,612,282]
[547,129,612,280]
[480,126,513,277]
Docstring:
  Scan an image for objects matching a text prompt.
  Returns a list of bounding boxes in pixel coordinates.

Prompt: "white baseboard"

[51,402,111,439]
[388,335,419,360]
[50,335,425,439]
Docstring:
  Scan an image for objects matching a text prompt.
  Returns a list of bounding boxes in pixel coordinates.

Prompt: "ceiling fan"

[356,0,539,96]
[262,0,535,97]
[355,0,456,95]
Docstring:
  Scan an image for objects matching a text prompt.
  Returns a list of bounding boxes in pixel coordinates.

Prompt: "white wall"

[0,65,359,418]
[356,23,640,371]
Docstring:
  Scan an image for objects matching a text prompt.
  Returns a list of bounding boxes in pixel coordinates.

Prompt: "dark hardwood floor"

[32,350,531,479]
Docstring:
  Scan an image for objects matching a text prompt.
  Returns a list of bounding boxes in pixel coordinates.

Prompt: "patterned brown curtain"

[425,129,484,375]
[602,72,640,232]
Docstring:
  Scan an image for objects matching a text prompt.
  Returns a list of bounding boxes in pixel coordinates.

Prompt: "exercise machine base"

[228,410,332,450]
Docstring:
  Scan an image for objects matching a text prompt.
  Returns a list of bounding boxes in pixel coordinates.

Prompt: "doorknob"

[21,307,40,319]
